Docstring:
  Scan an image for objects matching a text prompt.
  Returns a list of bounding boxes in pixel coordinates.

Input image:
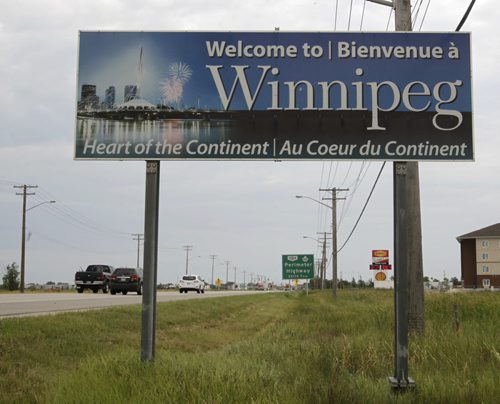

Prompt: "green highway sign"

[282,254,314,280]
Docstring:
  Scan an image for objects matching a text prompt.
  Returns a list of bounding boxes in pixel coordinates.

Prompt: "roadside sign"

[372,250,389,264]
[75,31,472,161]
[282,254,314,280]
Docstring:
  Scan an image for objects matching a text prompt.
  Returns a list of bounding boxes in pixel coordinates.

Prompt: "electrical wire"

[386,7,393,30]
[334,0,339,30]
[360,0,367,30]
[412,0,425,28]
[418,0,432,31]
[456,0,476,31]
[337,162,386,253]
[348,0,355,30]
[36,187,132,238]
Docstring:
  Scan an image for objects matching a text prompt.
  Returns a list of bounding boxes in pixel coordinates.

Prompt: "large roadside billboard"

[75,31,472,161]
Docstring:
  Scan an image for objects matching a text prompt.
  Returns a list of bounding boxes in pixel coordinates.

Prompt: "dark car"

[109,268,143,295]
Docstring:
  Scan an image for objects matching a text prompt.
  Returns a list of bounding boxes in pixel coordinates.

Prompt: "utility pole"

[209,254,217,285]
[183,245,193,275]
[317,232,330,290]
[367,0,419,389]
[233,266,237,284]
[14,184,37,293]
[132,233,144,268]
[243,270,246,288]
[393,0,419,389]
[320,187,348,298]
[315,259,322,289]
[224,261,231,284]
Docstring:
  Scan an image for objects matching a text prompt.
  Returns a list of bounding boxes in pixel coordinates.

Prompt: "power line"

[337,162,386,253]
[418,0,432,31]
[386,7,394,30]
[456,0,476,31]
[360,0,367,30]
[412,0,425,28]
[334,0,339,30]
[348,0,355,30]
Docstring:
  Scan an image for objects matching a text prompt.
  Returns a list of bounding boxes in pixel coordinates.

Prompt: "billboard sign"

[372,249,390,264]
[75,31,472,161]
[282,254,314,280]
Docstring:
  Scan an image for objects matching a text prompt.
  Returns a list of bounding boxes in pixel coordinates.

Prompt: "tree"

[2,263,20,291]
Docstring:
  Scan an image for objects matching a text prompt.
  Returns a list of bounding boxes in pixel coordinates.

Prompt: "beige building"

[457,223,500,288]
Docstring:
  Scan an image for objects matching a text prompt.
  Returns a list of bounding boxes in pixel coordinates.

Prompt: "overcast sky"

[1,0,498,286]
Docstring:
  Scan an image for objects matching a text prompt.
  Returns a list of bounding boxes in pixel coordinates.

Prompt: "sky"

[1,0,498,286]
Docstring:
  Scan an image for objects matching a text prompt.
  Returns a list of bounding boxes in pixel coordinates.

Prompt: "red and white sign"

[372,250,389,265]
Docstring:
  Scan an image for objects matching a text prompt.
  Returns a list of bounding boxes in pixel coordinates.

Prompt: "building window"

[482,253,489,260]
[482,279,491,288]
[481,240,489,248]
[482,266,489,273]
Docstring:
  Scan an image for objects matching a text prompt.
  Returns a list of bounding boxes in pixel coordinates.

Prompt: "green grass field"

[0,290,498,403]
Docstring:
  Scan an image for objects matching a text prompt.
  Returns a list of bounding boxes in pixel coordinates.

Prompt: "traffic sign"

[282,254,314,280]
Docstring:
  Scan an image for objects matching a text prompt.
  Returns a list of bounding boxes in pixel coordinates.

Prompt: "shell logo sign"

[375,271,387,281]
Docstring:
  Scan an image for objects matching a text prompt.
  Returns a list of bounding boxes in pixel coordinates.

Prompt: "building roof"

[456,223,500,242]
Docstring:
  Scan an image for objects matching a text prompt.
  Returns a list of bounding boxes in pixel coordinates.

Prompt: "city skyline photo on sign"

[75,31,472,161]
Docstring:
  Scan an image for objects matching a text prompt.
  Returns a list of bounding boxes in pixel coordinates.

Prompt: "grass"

[0,290,498,403]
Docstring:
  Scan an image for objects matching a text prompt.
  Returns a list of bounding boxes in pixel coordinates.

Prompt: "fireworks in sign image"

[161,62,192,104]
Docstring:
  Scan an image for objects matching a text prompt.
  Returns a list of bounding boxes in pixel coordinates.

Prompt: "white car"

[179,274,206,294]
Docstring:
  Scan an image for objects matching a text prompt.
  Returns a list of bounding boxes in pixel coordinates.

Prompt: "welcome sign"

[75,31,472,161]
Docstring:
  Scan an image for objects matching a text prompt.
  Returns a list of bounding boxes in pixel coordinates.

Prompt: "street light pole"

[224,261,231,284]
[14,184,55,293]
[183,245,193,275]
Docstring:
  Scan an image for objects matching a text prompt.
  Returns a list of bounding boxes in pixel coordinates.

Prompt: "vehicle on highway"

[74,265,113,294]
[179,274,205,294]
[109,267,143,295]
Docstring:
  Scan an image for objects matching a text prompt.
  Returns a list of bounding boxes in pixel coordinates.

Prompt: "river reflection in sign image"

[75,117,237,159]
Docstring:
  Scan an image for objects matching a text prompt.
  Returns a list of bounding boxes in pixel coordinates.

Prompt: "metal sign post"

[141,161,160,362]
[389,162,415,388]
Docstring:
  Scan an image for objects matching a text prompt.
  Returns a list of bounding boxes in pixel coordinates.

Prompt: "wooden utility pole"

[368,0,423,388]
[132,233,144,269]
[320,187,348,298]
[391,0,425,336]
[14,184,37,293]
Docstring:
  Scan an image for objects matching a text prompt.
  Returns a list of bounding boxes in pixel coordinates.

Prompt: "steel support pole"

[141,161,160,362]
[389,0,415,389]
[390,162,413,388]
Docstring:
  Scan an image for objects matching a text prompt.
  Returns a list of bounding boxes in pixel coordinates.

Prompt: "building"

[456,223,500,289]
[104,86,115,107]
[78,84,99,109]
[124,85,137,102]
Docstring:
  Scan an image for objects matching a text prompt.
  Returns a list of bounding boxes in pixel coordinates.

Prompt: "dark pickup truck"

[74,265,114,293]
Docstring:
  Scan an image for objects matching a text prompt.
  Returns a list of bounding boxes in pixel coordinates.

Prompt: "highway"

[0,290,264,319]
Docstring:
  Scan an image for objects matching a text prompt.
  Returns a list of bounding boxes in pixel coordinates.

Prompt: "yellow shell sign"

[375,271,387,281]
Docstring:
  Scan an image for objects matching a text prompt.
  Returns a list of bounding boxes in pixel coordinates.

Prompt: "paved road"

[0,290,263,319]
